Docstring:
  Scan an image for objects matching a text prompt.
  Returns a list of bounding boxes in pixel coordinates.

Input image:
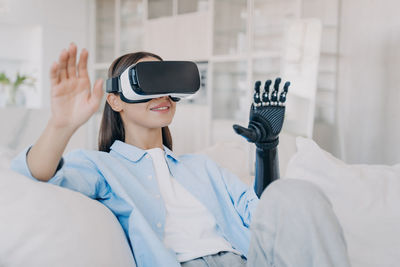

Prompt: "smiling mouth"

[150,106,169,111]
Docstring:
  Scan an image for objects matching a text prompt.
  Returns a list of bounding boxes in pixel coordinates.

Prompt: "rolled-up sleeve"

[10,146,109,199]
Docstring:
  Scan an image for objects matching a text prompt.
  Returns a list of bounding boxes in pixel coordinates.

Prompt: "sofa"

[0,108,399,267]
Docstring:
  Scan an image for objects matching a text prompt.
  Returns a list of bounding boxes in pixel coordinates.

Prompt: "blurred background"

[0,0,399,170]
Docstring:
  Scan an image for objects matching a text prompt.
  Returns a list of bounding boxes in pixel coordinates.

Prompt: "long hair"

[98,52,173,152]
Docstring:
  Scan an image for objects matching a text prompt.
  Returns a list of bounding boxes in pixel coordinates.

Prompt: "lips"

[150,101,171,111]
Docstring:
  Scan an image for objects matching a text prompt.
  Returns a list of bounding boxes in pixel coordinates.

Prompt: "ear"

[106,94,123,112]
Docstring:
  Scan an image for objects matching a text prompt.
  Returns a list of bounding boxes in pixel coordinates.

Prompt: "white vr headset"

[106,61,201,103]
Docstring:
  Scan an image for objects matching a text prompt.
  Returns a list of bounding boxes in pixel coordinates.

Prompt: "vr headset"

[106,61,200,103]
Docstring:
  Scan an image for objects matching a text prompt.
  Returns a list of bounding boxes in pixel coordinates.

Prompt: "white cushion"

[0,151,135,267]
[196,141,252,185]
[285,137,400,267]
[196,132,298,185]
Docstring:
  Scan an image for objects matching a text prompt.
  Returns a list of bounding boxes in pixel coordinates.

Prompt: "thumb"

[233,124,257,142]
[89,79,104,111]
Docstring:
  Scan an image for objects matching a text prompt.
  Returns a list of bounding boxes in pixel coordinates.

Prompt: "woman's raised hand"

[49,43,104,132]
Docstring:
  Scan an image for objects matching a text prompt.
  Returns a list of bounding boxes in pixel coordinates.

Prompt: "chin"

[153,114,174,125]
[161,118,173,127]
[148,118,173,129]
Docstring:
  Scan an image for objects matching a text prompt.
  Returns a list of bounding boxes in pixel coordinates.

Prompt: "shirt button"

[147,175,152,180]
[157,222,162,228]
[155,194,161,199]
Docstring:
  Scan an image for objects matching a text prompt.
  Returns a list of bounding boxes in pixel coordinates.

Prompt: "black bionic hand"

[233,78,290,149]
[233,78,290,197]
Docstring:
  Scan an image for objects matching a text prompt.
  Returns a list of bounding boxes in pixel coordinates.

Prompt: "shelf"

[251,51,281,58]
[317,87,336,92]
[318,70,337,74]
[214,0,247,5]
[211,54,248,62]
[147,0,173,19]
[320,52,338,57]
[322,24,338,28]
[0,57,25,62]
[252,70,279,74]
[210,51,281,62]
[92,0,337,141]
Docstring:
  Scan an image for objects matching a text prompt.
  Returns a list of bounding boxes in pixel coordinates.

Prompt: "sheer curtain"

[336,0,400,164]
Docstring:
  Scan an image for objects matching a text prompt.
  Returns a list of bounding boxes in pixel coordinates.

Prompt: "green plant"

[0,72,10,85]
[0,71,36,105]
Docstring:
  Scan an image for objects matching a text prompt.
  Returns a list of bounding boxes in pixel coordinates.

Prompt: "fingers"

[283,81,290,92]
[54,44,87,83]
[262,80,272,104]
[270,77,281,103]
[58,49,69,80]
[254,81,261,93]
[50,62,59,87]
[78,48,89,79]
[264,79,272,93]
[252,78,290,107]
[273,77,281,92]
[89,79,104,112]
[233,124,258,142]
[253,81,262,106]
[279,81,290,104]
[67,43,77,78]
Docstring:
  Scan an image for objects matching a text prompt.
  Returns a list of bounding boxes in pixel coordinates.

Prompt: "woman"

[11,43,350,267]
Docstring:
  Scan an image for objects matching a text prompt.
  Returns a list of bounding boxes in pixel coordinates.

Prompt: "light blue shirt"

[11,140,259,267]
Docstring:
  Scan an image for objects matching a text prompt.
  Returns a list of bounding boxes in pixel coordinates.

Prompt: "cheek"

[170,103,176,116]
[122,104,148,124]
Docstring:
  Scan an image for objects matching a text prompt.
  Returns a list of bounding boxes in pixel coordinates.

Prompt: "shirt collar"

[110,140,180,162]
[163,145,180,162]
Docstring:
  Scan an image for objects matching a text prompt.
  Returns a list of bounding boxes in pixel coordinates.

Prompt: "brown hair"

[98,52,173,152]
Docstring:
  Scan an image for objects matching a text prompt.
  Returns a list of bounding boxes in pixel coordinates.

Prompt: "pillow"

[285,137,400,267]
[196,132,298,185]
[0,167,135,267]
[0,146,16,170]
[196,141,252,185]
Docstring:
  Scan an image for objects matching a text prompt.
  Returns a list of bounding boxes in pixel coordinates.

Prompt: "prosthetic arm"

[233,78,290,198]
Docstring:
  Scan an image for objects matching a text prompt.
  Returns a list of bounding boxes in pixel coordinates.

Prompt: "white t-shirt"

[146,147,240,262]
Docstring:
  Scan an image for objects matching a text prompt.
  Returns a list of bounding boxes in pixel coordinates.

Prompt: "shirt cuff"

[10,145,64,182]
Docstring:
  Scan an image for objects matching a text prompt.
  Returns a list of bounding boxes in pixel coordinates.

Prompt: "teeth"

[151,106,168,111]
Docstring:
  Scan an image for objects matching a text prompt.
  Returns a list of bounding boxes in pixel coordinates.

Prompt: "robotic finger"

[262,80,272,106]
[279,81,290,105]
[270,77,281,105]
[253,81,262,108]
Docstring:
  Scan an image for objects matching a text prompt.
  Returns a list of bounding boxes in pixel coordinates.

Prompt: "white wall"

[0,0,90,108]
[2,0,399,165]
[0,0,93,150]
[0,24,42,107]
[337,0,400,164]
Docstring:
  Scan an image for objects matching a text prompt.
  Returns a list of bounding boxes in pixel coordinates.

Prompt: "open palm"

[233,78,290,149]
[49,43,103,131]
